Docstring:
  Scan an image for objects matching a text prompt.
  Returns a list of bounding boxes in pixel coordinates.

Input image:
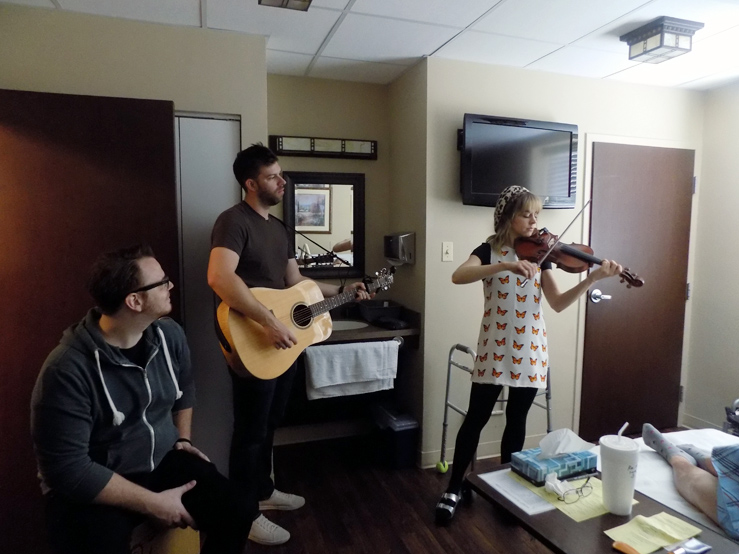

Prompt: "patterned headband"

[494,186,529,231]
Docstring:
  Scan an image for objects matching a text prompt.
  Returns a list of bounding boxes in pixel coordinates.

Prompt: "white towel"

[304,340,399,400]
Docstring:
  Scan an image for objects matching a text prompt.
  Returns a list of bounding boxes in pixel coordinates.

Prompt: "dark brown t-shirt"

[211,202,295,290]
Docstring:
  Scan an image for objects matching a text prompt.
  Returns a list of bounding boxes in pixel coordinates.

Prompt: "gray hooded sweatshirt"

[30,308,195,502]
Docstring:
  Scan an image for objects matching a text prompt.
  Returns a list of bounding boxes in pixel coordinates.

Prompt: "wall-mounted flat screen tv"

[459,114,578,209]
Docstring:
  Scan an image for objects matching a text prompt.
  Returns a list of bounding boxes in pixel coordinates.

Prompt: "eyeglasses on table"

[557,476,593,504]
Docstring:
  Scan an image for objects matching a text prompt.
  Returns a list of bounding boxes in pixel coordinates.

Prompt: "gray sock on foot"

[642,423,696,465]
[677,444,712,471]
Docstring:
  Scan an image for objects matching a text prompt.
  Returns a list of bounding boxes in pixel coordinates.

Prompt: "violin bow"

[519,199,592,288]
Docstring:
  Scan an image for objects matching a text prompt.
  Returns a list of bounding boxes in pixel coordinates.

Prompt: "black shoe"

[435,492,460,524]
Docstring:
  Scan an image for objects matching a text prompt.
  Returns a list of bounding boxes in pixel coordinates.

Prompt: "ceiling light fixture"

[619,17,704,64]
[258,0,312,11]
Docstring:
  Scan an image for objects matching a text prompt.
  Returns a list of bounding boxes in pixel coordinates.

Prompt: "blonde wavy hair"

[487,191,542,254]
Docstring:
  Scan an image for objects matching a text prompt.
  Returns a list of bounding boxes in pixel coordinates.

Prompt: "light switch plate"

[442,241,453,262]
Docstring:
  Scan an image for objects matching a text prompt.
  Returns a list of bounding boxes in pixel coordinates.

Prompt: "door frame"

[570,133,702,433]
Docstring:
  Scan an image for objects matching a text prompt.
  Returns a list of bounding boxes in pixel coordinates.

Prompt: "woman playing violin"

[435,185,623,525]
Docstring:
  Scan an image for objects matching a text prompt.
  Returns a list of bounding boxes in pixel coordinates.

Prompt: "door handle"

[589,289,612,303]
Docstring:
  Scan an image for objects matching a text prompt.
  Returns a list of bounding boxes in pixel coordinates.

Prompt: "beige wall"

[0,4,267,145]
[387,63,428,427]
[684,80,739,429]
[418,57,705,466]
[267,74,391,278]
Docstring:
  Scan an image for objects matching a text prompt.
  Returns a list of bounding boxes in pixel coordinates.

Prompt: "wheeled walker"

[436,343,553,473]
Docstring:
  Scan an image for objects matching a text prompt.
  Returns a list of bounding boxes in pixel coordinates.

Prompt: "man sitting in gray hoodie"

[31,244,255,554]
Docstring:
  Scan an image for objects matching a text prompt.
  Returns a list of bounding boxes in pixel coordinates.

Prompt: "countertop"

[323,307,421,347]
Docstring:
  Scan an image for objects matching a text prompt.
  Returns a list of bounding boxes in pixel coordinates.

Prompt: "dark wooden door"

[579,142,694,441]
[0,89,178,553]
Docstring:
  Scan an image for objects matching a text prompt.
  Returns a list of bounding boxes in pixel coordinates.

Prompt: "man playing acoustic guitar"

[207,143,370,546]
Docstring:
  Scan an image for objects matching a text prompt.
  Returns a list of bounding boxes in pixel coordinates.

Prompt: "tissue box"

[510,447,597,486]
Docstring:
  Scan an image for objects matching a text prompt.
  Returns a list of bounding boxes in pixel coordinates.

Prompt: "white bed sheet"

[595,428,739,534]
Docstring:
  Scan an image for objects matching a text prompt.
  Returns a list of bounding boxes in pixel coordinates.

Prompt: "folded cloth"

[304,340,399,400]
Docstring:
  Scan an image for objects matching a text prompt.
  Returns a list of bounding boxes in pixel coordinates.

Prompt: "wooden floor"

[249,435,555,554]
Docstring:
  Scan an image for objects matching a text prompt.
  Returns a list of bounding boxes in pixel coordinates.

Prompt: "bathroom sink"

[332,320,369,331]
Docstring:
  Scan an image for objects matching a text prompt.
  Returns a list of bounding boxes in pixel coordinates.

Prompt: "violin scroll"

[619,268,644,288]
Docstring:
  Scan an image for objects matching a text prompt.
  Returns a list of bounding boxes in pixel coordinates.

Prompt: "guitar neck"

[309,281,385,318]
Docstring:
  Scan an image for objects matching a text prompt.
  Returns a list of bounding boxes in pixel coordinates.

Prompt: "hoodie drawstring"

[158,328,183,400]
[94,350,126,426]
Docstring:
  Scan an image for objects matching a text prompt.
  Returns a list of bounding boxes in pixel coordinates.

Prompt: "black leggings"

[446,384,538,493]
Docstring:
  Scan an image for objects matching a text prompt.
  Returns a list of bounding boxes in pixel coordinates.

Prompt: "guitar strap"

[276,217,352,268]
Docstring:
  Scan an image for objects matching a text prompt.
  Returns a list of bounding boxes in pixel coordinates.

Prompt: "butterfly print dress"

[471,243,550,389]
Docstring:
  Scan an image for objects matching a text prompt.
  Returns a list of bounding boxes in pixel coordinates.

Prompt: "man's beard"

[257,186,281,207]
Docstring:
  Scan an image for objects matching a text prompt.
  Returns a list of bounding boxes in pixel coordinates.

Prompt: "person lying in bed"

[643,423,739,540]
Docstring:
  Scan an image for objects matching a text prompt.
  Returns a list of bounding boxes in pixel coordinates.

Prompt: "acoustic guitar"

[216,268,395,380]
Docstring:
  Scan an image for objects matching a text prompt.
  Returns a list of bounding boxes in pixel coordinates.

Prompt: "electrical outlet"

[442,241,453,262]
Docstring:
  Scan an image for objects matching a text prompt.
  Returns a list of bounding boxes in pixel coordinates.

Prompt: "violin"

[514,229,644,288]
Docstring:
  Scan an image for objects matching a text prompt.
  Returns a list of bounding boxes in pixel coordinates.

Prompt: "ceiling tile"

[472,0,650,44]
[312,0,350,9]
[309,55,409,84]
[266,49,314,76]
[6,0,739,89]
[528,45,639,78]
[321,12,459,64]
[434,30,562,67]
[681,72,739,91]
[208,0,342,54]
[58,0,201,26]
[350,0,500,29]
[2,0,55,7]
[574,0,739,54]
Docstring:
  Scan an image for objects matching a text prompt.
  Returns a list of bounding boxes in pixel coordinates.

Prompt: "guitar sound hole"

[292,304,313,329]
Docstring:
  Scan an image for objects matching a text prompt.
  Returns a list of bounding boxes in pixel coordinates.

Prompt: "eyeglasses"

[130,276,170,294]
[557,477,593,504]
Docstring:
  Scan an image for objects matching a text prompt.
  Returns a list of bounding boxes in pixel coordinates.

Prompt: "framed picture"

[295,188,331,233]
[295,183,330,189]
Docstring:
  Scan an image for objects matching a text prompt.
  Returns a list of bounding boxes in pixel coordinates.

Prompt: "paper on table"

[604,513,702,554]
[477,469,556,515]
[508,472,626,522]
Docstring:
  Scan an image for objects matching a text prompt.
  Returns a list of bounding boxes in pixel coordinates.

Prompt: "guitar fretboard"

[308,280,387,317]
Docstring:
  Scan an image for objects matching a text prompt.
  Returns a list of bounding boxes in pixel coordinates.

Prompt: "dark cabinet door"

[0,89,178,553]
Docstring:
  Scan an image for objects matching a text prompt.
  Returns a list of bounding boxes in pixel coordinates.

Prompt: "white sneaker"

[248,514,290,546]
[258,489,306,511]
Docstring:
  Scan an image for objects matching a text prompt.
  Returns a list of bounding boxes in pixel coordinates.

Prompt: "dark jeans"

[45,449,255,554]
[447,384,539,493]
[229,363,297,508]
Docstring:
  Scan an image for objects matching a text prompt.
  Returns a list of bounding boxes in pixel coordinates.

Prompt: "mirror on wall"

[282,171,365,279]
